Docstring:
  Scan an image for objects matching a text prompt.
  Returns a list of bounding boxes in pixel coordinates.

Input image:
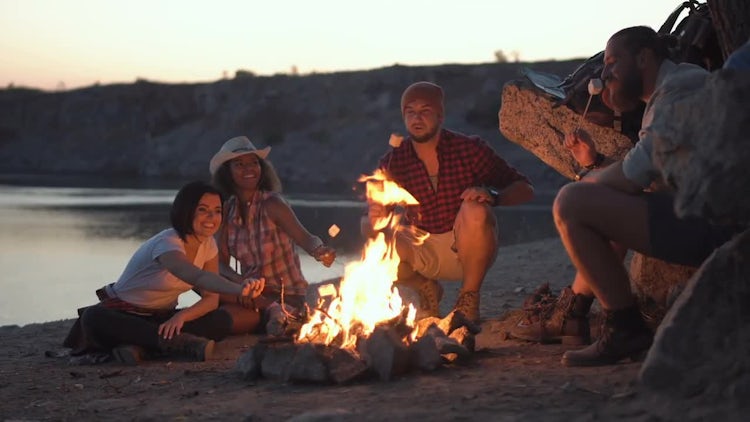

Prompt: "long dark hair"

[170,181,223,241]
[211,155,282,198]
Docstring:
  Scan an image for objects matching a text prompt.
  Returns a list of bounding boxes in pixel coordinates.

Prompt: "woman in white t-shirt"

[65,181,264,364]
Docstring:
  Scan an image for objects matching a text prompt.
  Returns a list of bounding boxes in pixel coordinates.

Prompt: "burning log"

[449,327,476,354]
[437,310,481,336]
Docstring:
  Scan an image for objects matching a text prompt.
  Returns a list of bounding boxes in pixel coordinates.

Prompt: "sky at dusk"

[1,0,689,90]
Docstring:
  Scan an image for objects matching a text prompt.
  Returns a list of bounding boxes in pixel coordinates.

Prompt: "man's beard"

[410,126,440,143]
[609,71,643,113]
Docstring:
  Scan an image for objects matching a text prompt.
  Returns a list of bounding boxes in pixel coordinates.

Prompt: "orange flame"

[297,170,418,348]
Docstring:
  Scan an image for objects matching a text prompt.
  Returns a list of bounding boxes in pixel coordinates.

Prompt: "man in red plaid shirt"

[362,81,534,323]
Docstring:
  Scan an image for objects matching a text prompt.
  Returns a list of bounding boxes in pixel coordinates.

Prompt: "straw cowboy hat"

[209,136,271,176]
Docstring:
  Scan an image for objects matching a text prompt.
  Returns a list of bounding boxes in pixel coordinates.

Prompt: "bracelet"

[584,153,606,170]
[309,236,324,254]
[575,168,591,181]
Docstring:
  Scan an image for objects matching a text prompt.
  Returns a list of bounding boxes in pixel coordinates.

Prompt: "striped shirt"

[379,129,531,234]
[224,192,308,297]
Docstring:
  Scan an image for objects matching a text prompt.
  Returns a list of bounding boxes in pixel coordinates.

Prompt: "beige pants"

[398,230,463,281]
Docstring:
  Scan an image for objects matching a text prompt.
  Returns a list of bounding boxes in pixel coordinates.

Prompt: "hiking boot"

[510,286,593,345]
[561,306,653,367]
[112,345,146,366]
[417,278,443,318]
[157,333,215,362]
[395,272,443,318]
[453,290,480,324]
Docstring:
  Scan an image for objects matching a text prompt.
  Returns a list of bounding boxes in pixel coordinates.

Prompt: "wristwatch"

[576,153,606,181]
[584,152,606,170]
[484,186,499,204]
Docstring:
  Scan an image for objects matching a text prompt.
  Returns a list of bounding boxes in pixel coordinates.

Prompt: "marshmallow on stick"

[575,78,605,132]
[328,224,340,238]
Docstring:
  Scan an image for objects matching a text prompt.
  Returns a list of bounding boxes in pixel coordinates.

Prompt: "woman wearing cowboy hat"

[210,136,336,334]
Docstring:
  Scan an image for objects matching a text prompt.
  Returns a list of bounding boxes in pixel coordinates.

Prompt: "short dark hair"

[611,26,673,60]
[211,155,283,198]
[170,181,223,241]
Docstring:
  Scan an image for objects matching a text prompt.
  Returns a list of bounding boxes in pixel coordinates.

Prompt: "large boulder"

[652,69,750,226]
[640,229,750,399]
[629,254,697,329]
[641,69,750,401]
[498,79,634,180]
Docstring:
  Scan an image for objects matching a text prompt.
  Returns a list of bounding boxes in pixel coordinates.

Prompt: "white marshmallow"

[588,78,604,95]
[388,133,404,148]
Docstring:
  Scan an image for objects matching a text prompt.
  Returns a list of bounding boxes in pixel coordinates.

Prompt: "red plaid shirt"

[224,192,308,297]
[379,129,531,234]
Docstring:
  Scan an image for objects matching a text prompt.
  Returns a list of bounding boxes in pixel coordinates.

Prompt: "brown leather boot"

[417,278,443,318]
[157,333,215,362]
[561,305,653,367]
[510,287,593,345]
[395,269,443,318]
[453,290,480,324]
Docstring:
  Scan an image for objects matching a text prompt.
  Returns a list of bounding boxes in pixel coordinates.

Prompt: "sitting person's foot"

[561,305,653,367]
[509,286,593,345]
[112,344,146,366]
[395,274,443,319]
[453,290,480,324]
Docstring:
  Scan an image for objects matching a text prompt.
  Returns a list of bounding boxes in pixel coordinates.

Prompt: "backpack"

[659,0,723,70]
[521,0,721,143]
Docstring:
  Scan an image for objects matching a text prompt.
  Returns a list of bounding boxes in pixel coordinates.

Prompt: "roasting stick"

[574,78,604,133]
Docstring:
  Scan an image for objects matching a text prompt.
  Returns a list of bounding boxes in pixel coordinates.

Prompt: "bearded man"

[526,26,737,367]
[361,81,534,324]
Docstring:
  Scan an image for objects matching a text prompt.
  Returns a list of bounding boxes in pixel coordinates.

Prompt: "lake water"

[0,184,557,326]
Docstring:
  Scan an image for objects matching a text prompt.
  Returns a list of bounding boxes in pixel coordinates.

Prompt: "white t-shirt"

[109,228,218,309]
[622,60,709,188]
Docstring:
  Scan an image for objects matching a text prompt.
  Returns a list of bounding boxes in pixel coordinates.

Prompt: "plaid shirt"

[379,129,531,234]
[224,192,308,297]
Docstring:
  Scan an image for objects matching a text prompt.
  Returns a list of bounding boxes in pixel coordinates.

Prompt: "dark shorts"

[647,193,738,267]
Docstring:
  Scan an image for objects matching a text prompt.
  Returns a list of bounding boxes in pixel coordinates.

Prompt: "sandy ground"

[0,237,741,421]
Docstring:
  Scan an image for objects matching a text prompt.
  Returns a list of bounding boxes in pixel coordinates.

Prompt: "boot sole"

[561,349,649,367]
[509,333,590,346]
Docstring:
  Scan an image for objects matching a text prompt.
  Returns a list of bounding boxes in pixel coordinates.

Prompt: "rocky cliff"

[0,61,583,194]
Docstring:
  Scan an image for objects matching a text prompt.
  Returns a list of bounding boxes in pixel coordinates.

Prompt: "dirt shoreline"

[0,237,740,421]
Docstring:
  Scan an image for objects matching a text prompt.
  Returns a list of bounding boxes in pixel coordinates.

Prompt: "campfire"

[236,170,480,384]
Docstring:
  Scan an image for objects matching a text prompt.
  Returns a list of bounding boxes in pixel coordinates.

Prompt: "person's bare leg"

[454,200,498,292]
[570,242,627,297]
[219,303,261,334]
[553,182,651,310]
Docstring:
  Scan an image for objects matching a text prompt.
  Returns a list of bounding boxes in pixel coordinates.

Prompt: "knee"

[553,183,590,225]
[457,200,495,230]
[80,304,106,329]
[80,304,112,339]
[209,309,234,341]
